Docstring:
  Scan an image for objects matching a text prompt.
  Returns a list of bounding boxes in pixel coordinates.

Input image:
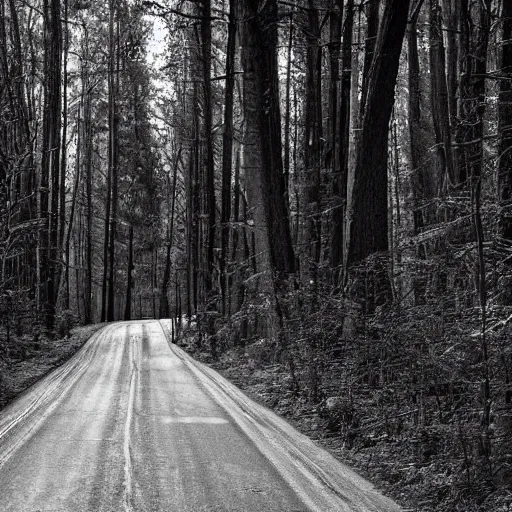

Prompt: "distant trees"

[0,0,509,363]
[1,0,503,330]
[0,0,165,331]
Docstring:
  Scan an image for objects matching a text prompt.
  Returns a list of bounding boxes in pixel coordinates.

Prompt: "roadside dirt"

[0,324,105,410]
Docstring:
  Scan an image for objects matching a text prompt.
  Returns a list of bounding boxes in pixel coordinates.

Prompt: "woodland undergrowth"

[184,251,512,512]
[0,315,104,410]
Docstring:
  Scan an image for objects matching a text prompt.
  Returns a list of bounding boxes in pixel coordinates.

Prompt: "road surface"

[0,321,401,511]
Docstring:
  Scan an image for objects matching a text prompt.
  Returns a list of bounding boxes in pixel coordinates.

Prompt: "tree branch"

[142,1,224,22]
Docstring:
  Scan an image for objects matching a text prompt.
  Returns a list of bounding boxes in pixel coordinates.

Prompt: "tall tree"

[241,0,296,339]
[107,1,120,322]
[407,0,433,232]
[429,0,455,191]
[330,0,353,280]
[219,0,237,316]
[200,0,216,322]
[241,0,296,279]
[360,0,380,118]
[159,147,180,319]
[347,0,411,267]
[456,0,491,186]
[303,0,323,275]
[499,0,512,242]
[40,0,63,329]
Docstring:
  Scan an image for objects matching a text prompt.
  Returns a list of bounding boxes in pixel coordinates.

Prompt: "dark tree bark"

[347,0,411,266]
[124,224,134,320]
[360,0,380,117]
[242,0,296,278]
[107,11,120,322]
[40,0,62,329]
[456,0,490,186]
[304,0,323,273]
[328,0,343,276]
[241,0,296,343]
[159,148,179,319]
[220,0,236,316]
[429,0,455,190]
[59,0,69,263]
[283,7,295,210]
[407,1,430,232]
[201,0,216,313]
[443,0,459,125]
[328,0,342,169]
[84,88,93,324]
[330,0,353,280]
[499,0,512,241]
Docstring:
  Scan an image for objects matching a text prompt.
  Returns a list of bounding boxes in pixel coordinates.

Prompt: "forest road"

[0,320,401,512]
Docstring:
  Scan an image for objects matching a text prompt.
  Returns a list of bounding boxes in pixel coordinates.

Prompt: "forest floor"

[185,346,414,509]
[0,323,105,410]
[179,332,512,512]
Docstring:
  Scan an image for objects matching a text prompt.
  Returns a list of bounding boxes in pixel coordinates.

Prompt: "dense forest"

[1,0,512,509]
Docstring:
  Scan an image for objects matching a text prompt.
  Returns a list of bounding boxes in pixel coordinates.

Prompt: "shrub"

[55,310,77,338]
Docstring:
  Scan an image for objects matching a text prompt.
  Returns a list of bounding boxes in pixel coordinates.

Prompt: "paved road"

[0,321,401,511]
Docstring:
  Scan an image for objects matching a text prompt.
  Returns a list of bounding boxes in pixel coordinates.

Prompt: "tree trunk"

[124,224,134,320]
[360,0,380,117]
[201,0,216,315]
[347,0,410,267]
[220,0,236,316]
[84,87,93,324]
[499,0,512,241]
[40,0,62,329]
[304,0,323,276]
[64,97,82,312]
[429,0,455,191]
[283,8,295,210]
[330,0,353,281]
[59,0,69,269]
[408,0,433,232]
[241,0,296,339]
[443,0,459,125]
[106,0,119,322]
[159,147,179,318]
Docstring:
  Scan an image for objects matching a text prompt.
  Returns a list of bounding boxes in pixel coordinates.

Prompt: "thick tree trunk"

[241,0,296,340]
[457,0,490,185]
[40,0,62,329]
[499,1,512,241]
[59,0,69,265]
[347,0,410,266]
[408,0,436,233]
[84,89,93,324]
[64,97,82,312]
[101,140,112,323]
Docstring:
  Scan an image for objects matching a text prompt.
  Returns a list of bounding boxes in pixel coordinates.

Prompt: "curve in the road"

[0,320,402,512]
